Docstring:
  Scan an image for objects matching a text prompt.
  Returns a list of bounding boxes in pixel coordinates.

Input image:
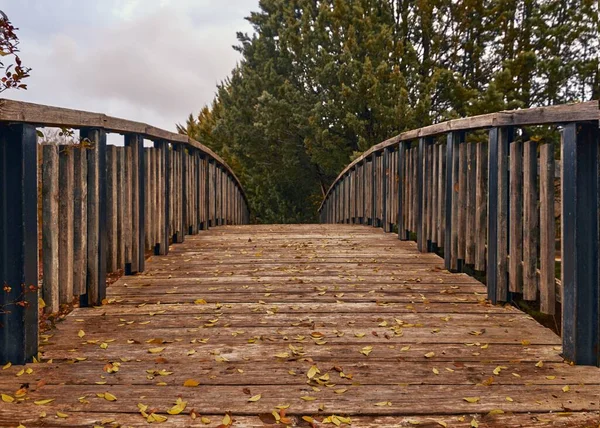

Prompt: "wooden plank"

[509,140,523,292]
[106,145,118,273]
[319,101,598,209]
[539,143,555,315]
[144,148,152,251]
[457,142,467,262]
[115,147,125,270]
[560,123,600,365]
[41,144,59,312]
[123,146,133,267]
[523,140,539,301]
[125,134,141,273]
[80,128,107,307]
[465,142,476,264]
[474,142,487,271]
[2,224,599,424]
[72,146,87,294]
[438,143,445,248]
[58,146,74,302]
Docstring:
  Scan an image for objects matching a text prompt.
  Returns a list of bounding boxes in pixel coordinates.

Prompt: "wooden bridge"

[0,99,599,427]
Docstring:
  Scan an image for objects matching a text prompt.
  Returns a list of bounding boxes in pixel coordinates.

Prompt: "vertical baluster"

[73,146,88,293]
[523,140,539,300]
[42,144,59,312]
[539,142,555,314]
[106,146,118,273]
[509,140,523,291]
[474,142,487,271]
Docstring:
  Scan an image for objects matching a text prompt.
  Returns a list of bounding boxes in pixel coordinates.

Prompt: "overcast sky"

[0,0,257,132]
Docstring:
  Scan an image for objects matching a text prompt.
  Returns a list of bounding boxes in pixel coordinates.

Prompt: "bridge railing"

[0,99,250,364]
[319,101,600,366]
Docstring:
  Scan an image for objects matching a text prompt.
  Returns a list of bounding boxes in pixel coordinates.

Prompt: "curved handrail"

[0,98,249,206]
[319,100,598,211]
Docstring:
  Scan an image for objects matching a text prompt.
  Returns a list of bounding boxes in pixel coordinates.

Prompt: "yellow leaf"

[275,352,290,358]
[463,397,480,403]
[77,330,85,338]
[99,342,108,349]
[103,392,117,401]
[38,297,46,309]
[307,365,319,379]
[201,417,211,424]
[34,398,55,405]
[334,388,347,394]
[546,376,556,380]
[147,413,168,423]
[354,332,366,338]
[194,299,207,304]
[167,399,187,415]
[562,385,570,392]
[1,393,14,403]
[148,347,165,354]
[401,346,411,351]
[521,339,531,345]
[183,379,200,387]
[436,421,448,427]
[56,412,68,418]
[375,401,392,406]
[488,409,505,415]
[222,414,232,425]
[17,424,26,428]
[505,396,513,402]
[300,396,316,401]
[360,346,373,356]
[424,352,435,358]
[535,361,544,368]
[302,416,314,423]
[2,362,11,370]
[248,394,261,402]
[471,418,479,427]
[432,368,440,375]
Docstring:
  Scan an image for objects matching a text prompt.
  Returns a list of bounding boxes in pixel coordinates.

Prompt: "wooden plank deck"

[1,225,599,427]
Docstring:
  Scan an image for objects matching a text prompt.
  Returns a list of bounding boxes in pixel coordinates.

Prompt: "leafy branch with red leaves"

[0,10,31,93]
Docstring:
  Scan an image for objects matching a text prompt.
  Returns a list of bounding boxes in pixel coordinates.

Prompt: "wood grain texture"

[2,225,597,426]
[319,100,598,210]
[539,143,556,315]
[0,98,248,205]
[523,141,539,301]
[509,140,523,293]
[41,144,59,312]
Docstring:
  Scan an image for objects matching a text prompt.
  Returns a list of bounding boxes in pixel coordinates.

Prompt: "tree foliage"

[179,0,598,223]
[0,10,30,93]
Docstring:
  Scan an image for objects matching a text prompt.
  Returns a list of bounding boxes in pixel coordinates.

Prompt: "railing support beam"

[0,123,38,364]
[561,122,600,366]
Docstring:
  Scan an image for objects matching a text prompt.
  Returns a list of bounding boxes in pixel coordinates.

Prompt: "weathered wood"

[1,224,599,422]
[523,140,539,301]
[509,140,523,292]
[431,144,438,246]
[457,142,467,262]
[125,134,141,273]
[106,145,118,273]
[58,146,75,303]
[41,144,59,312]
[560,123,599,365]
[539,143,555,315]
[72,146,88,294]
[0,123,38,364]
[319,101,598,208]
[144,148,152,251]
[465,142,476,264]
[438,143,445,248]
[123,146,133,267]
[80,128,107,307]
[115,147,125,269]
[474,142,487,271]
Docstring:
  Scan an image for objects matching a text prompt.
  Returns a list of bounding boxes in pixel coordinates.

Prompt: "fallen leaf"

[148,347,165,354]
[2,362,11,370]
[34,398,55,405]
[78,330,85,338]
[375,401,392,406]
[1,393,14,403]
[562,385,570,392]
[167,398,187,415]
[471,418,479,427]
[103,392,117,401]
[300,396,317,401]
[183,379,200,387]
[360,346,373,356]
[194,299,207,305]
[248,394,262,402]
[56,412,68,418]
[463,397,480,403]
[424,352,435,358]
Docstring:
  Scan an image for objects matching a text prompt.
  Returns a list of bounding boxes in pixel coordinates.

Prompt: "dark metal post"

[0,123,38,364]
[561,122,600,366]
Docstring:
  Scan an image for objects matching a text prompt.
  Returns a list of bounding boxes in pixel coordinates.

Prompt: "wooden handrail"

[318,101,600,366]
[0,99,250,365]
[0,98,248,204]
[320,100,598,211]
